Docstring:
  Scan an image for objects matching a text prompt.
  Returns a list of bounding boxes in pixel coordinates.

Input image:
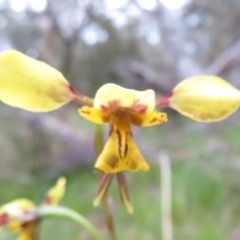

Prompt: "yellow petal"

[78,106,111,124]
[94,83,155,112]
[44,177,66,205]
[0,50,74,112]
[95,126,149,173]
[170,76,240,122]
[131,111,168,127]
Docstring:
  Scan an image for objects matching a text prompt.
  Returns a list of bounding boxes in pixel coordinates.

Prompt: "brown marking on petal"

[0,213,9,226]
[199,111,228,121]
[101,104,108,110]
[149,117,157,123]
[124,132,128,158]
[81,110,90,115]
[44,196,52,205]
[106,156,119,169]
[131,115,143,126]
[161,113,168,122]
[132,99,147,113]
[21,221,37,240]
[102,115,110,122]
[46,83,72,103]
[109,125,113,136]
[108,100,121,111]
[129,159,138,170]
[116,130,122,159]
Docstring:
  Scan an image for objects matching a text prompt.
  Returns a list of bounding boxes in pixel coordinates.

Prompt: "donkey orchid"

[79,83,167,173]
[1,50,240,212]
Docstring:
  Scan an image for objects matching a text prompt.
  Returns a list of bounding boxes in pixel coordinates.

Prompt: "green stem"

[38,205,102,240]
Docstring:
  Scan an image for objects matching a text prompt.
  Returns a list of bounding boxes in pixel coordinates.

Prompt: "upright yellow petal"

[170,76,240,122]
[94,83,155,112]
[0,50,74,112]
[44,177,66,205]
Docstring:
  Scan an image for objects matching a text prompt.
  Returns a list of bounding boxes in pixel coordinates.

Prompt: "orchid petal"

[0,50,74,112]
[95,126,149,173]
[131,111,167,126]
[94,83,155,112]
[170,76,240,122]
[78,106,111,124]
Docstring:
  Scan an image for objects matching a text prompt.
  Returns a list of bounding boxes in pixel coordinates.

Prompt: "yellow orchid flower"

[3,50,240,173]
[79,83,167,173]
[0,177,66,240]
[1,50,240,171]
[1,50,240,213]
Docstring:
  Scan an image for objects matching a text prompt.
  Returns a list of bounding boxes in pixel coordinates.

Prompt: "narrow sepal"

[116,172,134,214]
[93,174,114,207]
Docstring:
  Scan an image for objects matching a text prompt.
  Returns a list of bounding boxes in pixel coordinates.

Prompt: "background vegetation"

[1,0,240,239]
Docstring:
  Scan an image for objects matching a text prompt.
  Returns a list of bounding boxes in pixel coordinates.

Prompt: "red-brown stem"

[69,85,94,106]
[155,92,173,108]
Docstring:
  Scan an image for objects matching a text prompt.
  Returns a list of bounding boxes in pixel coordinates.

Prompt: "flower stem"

[155,92,173,108]
[159,152,173,240]
[101,198,118,240]
[70,86,94,106]
[94,124,118,240]
[38,205,102,240]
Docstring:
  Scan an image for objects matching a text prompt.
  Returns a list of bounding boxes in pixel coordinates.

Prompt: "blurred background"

[1,0,240,239]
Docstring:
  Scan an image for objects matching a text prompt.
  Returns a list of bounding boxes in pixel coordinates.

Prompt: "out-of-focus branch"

[108,60,170,94]
[42,0,92,75]
[205,37,240,76]
[1,107,95,168]
[21,112,82,143]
